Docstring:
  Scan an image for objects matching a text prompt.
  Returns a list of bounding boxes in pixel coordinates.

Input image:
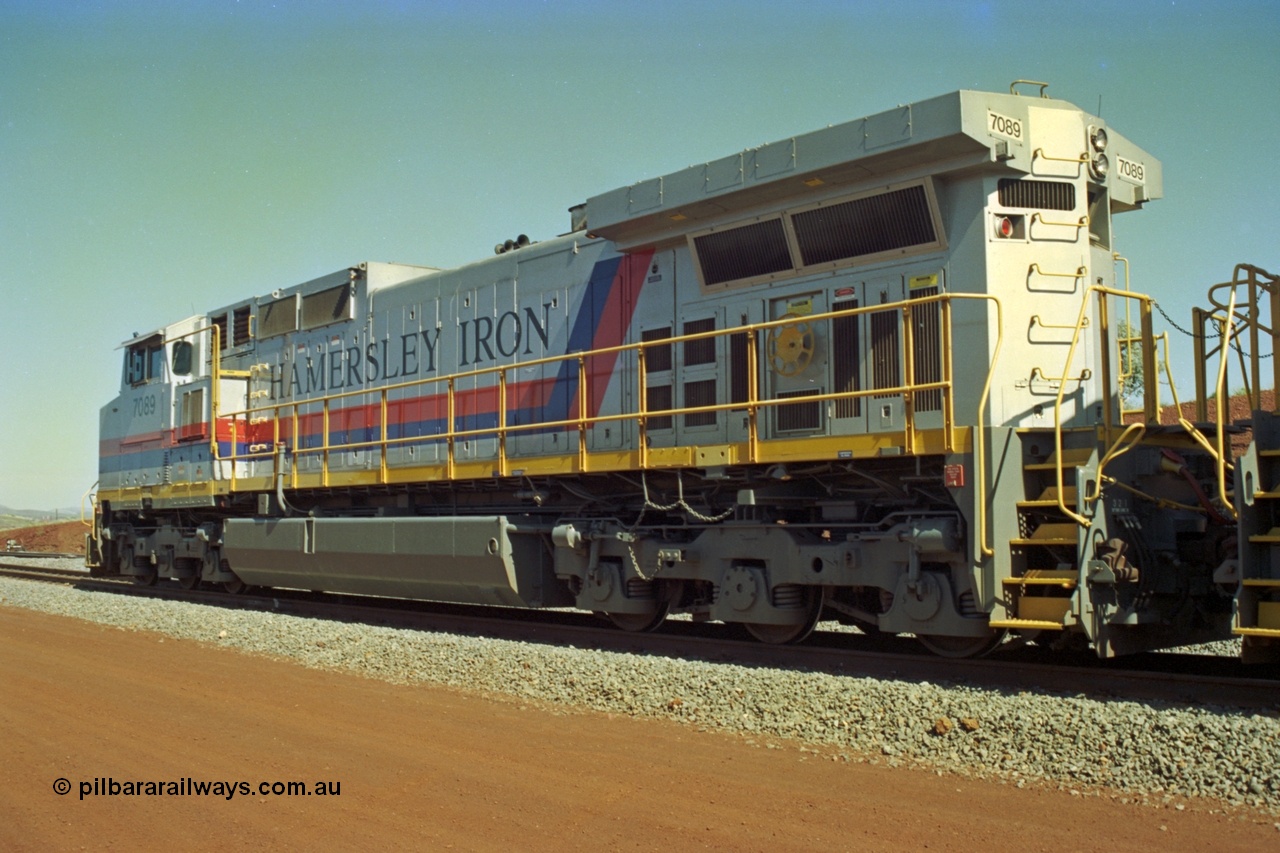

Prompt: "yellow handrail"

[210,292,1006,551]
[1048,283,1162,527]
[1214,289,1238,517]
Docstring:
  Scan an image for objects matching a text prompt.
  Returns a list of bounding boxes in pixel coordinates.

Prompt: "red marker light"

[996,216,1014,238]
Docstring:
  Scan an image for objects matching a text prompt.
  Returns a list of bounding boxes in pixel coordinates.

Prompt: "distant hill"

[0,506,80,528]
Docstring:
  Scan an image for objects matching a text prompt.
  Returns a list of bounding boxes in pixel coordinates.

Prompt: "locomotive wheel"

[223,578,248,594]
[743,587,823,645]
[131,571,157,587]
[916,629,1006,659]
[608,603,670,633]
[178,575,202,590]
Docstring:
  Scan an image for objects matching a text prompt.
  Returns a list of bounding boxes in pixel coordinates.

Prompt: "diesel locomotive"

[88,83,1280,660]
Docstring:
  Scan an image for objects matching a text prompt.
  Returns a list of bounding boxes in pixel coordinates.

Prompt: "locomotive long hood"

[584,89,1161,252]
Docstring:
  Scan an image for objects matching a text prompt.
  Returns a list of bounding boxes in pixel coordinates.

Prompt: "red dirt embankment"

[0,521,86,554]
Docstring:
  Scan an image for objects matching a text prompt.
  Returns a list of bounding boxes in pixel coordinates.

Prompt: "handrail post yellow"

[901,303,916,453]
[1139,296,1158,424]
[321,397,331,488]
[446,377,456,481]
[290,404,300,489]
[379,389,389,484]
[746,328,760,463]
[1247,268,1262,409]
[497,369,508,477]
[940,297,955,451]
[637,346,648,469]
[209,323,222,464]
[577,355,588,473]
[1097,293,1113,446]
[1050,285,1098,528]
[1214,289,1237,517]
[1270,268,1280,407]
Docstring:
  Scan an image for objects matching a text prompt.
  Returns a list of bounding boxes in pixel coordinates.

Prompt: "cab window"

[125,336,165,385]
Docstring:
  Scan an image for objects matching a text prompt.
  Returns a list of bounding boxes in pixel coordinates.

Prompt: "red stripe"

[575,249,654,419]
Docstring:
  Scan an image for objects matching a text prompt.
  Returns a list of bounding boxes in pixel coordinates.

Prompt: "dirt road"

[1,606,1275,851]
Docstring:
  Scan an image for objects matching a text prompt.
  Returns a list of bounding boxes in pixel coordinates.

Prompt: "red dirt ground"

[1,606,1277,851]
[0,520,86,554]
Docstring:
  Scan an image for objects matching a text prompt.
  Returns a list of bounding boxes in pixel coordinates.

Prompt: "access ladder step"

[1234,627,1280,638]
[1258,601,1280,629]
[1017,485,1078,509]
[1010,522,1080,546]
[1002,569,1078,589]
[1248,528,1280,544]
[1023,447,1094,471]
[988,618,1067,632]
[1241,578,1280,587]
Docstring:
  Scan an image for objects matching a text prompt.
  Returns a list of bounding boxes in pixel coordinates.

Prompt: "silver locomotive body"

[93,87,1250,658]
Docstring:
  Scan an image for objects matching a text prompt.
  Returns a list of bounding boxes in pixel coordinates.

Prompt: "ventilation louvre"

[683,379,717,427]
[910,286,942,412]
[683,318,717,366]
[302,285,352,331]
[998,179,1076,211]
[258,295,298,339]
[775,388,822,432]
[831,299,861,418]
[793,185,936,266]
[693,219,791,286]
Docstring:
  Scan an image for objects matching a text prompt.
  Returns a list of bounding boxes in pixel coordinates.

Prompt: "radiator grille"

[870,309,901,398]
[792,185,936,266]
[641,327,672,372]
[646,385,673,430]
[302,284,352,330]
[998,178,1076,211]
[258,295,298,339]
[775,388,821,432]
[233,306,251,347]
[212,314,229,351]
[683,318,716,365]
[683,379,717,427]
[729,331,750,409]
[694,219,792,286]
[911,286,942,412]
[831,298,861,418]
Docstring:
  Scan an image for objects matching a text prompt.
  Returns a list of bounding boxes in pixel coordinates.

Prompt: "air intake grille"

[646,385,673,431]
[870,309,900,398]
[792,185,936,266]
[258,295,298,339]
[694,219,792,286]
[831,299,861,418]
[302,285,352,330]
[641,327,672,372]
[683,318,717,365]
[910,286,942,412]
[683,379,717,427]
[998,179,1076,211]
[233,307,251,346]
[775,388,821,432]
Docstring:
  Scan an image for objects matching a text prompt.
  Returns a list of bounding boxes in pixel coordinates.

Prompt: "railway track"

[2,558,1276,709]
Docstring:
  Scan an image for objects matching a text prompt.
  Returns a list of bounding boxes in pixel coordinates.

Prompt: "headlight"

[1090,125,1108,152]
[1090,153,1109,180]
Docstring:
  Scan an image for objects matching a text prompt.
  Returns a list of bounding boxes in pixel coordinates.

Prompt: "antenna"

[1097,94,1103,117]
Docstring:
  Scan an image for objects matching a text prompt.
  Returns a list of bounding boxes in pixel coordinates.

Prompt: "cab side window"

[125,337,165,386]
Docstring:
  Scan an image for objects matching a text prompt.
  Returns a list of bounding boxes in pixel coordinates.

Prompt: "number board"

[987,110,1023,143]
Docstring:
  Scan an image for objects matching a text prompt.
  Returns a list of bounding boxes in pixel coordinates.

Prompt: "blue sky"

[1,0,1277,510]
